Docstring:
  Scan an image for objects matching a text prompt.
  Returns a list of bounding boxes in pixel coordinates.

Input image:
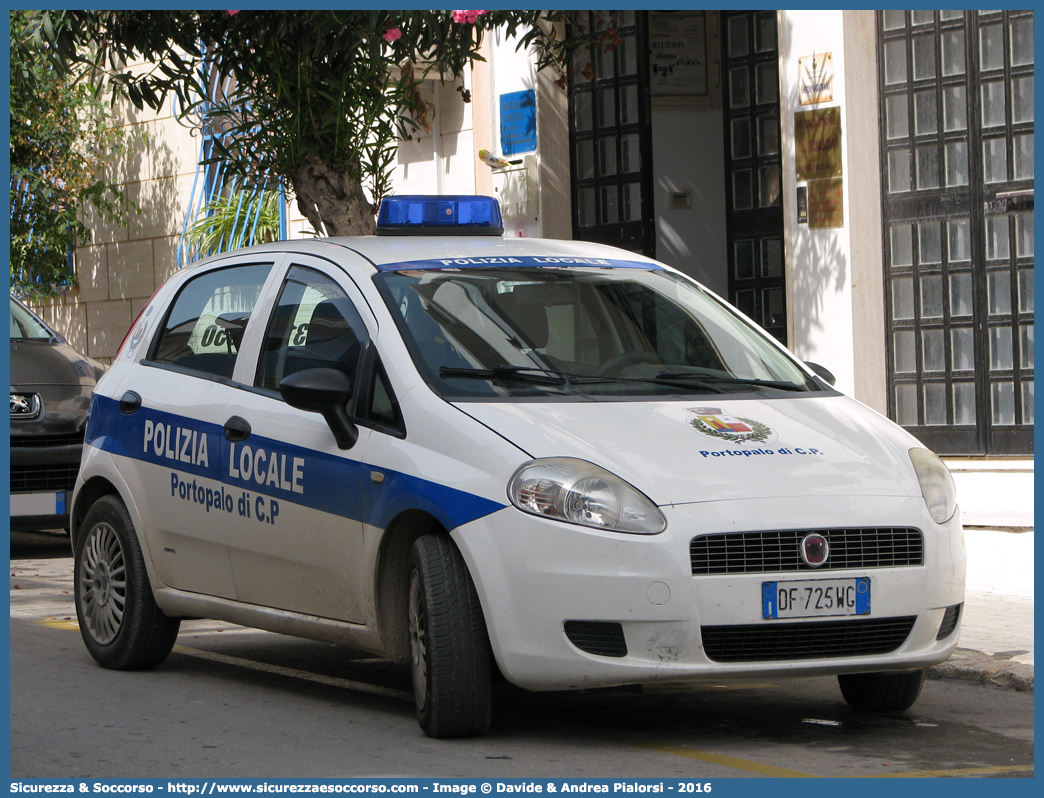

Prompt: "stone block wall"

[31,95,197,364]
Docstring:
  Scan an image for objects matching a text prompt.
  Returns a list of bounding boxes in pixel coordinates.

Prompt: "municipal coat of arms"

[687,407,776,445]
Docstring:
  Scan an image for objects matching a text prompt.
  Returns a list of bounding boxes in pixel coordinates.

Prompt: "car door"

[219,256,377,622]
[117,257,283,598]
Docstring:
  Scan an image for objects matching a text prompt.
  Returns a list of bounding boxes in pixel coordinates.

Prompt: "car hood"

[453,395,924,506]
[10,340,101,389]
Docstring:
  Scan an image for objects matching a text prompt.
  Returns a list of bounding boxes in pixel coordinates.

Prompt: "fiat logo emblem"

[800,533,830,567]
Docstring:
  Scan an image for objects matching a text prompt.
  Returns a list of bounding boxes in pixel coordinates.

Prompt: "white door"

[118,259,281,598]
[219,256,377,622]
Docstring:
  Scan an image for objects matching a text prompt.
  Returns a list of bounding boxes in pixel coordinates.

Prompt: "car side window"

[151,263,272,378]
[255,265,370,394]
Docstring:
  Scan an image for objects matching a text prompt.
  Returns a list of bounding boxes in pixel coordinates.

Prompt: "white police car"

[72,195,965,738]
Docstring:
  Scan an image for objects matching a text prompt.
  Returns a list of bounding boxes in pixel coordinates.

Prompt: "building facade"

[405,9,1034,466]
[34,10,1033,515]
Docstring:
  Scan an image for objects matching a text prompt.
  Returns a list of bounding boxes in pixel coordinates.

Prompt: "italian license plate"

[762,576,870,620]
[9,491,66,517]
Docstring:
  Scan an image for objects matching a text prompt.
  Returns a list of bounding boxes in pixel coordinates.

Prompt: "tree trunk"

[292,152,375,237]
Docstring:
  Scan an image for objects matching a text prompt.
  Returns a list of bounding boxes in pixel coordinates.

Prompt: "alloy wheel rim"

[407,569,428,709]
[79,522,127,645]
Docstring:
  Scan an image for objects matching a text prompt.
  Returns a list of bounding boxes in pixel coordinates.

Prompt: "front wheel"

[408,535,492,738]
[838,669,926,711]
[74,495,180,670]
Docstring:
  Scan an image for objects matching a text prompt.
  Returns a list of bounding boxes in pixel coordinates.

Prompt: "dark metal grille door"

[723,11,786,344]
[568,11,655,257]
[879,10,1033,455]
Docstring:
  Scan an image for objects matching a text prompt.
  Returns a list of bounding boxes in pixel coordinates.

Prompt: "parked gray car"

[10,295,105,531]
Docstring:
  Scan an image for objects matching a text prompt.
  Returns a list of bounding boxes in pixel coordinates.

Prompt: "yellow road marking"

[628,740,819,778]
[629,742,1034,779]
[857,764,1034,778]
[39,618,79,631]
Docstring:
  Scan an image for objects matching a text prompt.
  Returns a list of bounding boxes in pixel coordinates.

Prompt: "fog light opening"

[936,602,963,640]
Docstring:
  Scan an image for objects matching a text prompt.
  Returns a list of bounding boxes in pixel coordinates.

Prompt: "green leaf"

[24,10,571,250]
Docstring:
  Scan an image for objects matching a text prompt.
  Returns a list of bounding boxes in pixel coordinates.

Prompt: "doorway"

[567,10,788,344]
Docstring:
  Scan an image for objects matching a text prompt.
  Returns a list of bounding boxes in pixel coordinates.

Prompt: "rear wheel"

[838,669,926,711]
[408,535,492,738]
[74,495,180,670]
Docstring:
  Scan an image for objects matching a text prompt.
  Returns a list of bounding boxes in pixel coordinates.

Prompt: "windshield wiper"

[439,365,572,385]
[440,365,803,394]
[629,375,725,393]
[439,365,727,393]
[656,371,808,392]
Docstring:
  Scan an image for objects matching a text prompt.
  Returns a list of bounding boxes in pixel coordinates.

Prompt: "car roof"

[332,236,659,270]
[189,236,661,275]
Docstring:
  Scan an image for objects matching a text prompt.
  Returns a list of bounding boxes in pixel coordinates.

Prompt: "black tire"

[408,534,493,738]
[838,669,926,711]
[74,495,180,670]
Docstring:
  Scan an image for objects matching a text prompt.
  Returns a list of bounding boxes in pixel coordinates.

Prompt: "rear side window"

[151,263,272,379]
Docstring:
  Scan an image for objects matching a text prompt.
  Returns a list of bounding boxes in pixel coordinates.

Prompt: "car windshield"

[10,297,59,341]
[374,267,819,400]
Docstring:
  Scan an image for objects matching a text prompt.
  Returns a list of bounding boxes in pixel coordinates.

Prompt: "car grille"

[10,431,85,448]
[10,463,80,493]
[701,616,917,662]
[690,528,923,575]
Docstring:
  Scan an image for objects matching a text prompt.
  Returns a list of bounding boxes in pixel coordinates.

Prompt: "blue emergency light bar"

[376,195,504,236]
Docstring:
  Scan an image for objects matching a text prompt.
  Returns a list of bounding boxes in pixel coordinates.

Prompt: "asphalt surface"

[9,611,1035,778]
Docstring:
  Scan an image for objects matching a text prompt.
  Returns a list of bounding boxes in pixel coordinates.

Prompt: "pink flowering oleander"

[383,27,401,43]
[227,10,239,15]
[453,10,487,24]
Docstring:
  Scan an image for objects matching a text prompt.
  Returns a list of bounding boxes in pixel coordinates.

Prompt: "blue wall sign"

[500,90,537,156]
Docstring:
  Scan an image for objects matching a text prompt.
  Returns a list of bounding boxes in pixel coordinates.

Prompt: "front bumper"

[453,494,965,691]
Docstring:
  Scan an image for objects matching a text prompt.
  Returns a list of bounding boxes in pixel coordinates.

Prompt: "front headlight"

[507,457,666,534]
[909,448,957,524]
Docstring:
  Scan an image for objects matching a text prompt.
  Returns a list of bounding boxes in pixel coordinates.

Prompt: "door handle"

[224,416,252,442]
[119,391,142,415]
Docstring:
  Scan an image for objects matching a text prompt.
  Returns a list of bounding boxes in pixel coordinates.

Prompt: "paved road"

[9,531,1035,779]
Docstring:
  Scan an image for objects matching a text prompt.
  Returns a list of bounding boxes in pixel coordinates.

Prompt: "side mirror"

[804,361,836,387]
[279,368,359,450]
